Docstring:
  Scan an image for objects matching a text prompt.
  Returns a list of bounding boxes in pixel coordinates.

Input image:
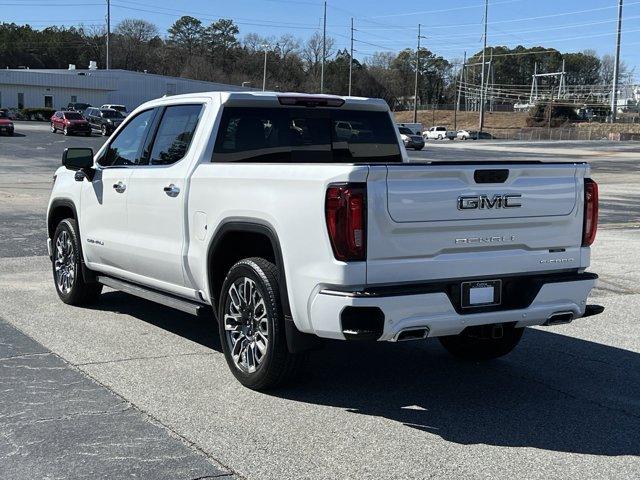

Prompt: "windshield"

[398,127,413,135]
[64,112,84,120]
[101,110,124,119]
[214,107,402,163]
[0,111,7,118]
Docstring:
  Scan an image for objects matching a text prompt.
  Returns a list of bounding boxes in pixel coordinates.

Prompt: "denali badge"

[455,235,516,245]
[457,194,522,210]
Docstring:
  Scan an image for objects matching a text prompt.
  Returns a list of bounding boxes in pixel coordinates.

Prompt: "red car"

[50,111,91,136]
[0,110,14,136]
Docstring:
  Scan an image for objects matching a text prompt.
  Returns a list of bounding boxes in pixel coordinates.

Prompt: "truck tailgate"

[366,163,588,285]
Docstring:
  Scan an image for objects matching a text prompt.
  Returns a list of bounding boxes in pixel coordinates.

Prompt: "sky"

[3,0,639,79]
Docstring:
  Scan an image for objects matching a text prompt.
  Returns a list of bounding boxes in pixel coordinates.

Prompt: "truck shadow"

[95,290,222,352]
[92,292,638,456]
[277,328,640,457]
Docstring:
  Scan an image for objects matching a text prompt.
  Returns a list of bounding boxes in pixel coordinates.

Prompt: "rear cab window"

[213,106,402,163]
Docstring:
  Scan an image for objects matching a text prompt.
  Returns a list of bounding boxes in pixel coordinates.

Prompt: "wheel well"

[48,205,75,238]
[208,230,277,308]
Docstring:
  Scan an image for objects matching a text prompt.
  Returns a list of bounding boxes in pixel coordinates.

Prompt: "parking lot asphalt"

[0,122,639,479]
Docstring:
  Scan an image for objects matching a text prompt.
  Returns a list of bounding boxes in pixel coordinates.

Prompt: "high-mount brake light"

[582,178,599,246]
[325,183,366,262]
[277,96,345,107]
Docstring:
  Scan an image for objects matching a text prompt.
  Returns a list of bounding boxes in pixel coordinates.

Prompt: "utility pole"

[413,23,422,124]
[320,0,327,93]
[611,0,624,123]
[478,0,488,132]
[106,0,110,69]
[454,51,466,131]
[349,17,354,96]
[262,46,269,91]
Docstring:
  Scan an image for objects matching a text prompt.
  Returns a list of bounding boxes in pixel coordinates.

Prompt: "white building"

[0,67,249,111]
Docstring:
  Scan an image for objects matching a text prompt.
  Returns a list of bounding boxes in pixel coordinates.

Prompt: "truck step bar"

[96,276,212,317]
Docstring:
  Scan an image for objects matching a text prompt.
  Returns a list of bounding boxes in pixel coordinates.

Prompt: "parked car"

[398,126,425,150]
[457,129,471,140]
[101,104,129,117]
[458,130,494,140]
[67,102,92,113]
[446,130,458,140]
[50,111,92,136]
[0,110,14,136]
[84,107,125,136]
[47,91,603,391]
[396,122,423,136]
[424,125,448,140]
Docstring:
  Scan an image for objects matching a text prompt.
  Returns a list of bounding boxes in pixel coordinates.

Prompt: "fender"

[47,198,97,283]
[206,218,319,353]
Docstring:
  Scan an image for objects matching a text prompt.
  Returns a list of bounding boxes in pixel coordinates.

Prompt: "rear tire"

[52,218,102,305]
[51,123,56,133]
[218,257,306,390]
[101,125,107,136]
[63,126,69,136]
[439,326,524,361]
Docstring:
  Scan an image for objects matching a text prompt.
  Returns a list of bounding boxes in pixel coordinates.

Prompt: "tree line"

[0,18,631,110]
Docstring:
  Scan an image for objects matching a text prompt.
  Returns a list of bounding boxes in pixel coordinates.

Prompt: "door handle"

[112,181,126,193]
[163,183,180,197]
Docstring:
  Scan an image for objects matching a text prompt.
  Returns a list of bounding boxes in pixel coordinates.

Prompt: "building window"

[17,93,24,109]
[71,95,77,103]
[44,95,53,109]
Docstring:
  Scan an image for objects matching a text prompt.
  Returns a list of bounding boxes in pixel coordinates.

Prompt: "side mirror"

[62,147,94,171]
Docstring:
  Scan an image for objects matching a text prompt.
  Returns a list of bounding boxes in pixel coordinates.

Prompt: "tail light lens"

[325,183,366,261]
[582,178,599,246]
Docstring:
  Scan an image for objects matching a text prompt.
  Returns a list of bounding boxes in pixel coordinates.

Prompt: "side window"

[148,104,203,166]
[99,109,156,167]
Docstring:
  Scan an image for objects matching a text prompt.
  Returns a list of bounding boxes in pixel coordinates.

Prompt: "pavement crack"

[74,351,215,367]
[188,475,235,480]
[0,352,51,361]
[0,405,133,427]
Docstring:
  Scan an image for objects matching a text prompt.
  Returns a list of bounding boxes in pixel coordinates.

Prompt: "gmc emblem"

[457,194,522,210]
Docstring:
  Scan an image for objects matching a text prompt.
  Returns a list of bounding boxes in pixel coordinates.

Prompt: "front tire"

[439,325,524,361]
[52,218,102,305]
[101,125,107,136]
[218,257,306,390]
[51,123,56,133]
[63,126,69,136]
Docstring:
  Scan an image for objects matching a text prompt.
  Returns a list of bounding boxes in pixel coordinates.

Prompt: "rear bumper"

[308,272,598,341]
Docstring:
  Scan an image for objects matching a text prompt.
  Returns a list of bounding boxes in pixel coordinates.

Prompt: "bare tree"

[113,19,159,70]
[301,31,335,70]
[278,34,300,58]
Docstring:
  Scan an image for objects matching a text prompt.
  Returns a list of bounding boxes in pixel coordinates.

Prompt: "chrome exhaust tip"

[394,327,430,342]
[543,311,574,326]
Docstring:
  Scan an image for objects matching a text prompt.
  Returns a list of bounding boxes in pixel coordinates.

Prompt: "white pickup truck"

[47,92,603,390]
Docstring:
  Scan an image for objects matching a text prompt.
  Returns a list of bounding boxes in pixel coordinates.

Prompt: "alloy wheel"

[223,277,269,374]
[54,230,76,294]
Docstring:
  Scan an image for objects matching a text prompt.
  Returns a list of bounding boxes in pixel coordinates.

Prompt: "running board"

[96,275,211,317]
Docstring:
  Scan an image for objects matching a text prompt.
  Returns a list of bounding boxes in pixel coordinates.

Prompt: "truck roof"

[138,91,389,112]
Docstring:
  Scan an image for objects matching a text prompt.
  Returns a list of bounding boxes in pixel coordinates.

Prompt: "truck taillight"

[325,183,366,261]
[582,178,599,246]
